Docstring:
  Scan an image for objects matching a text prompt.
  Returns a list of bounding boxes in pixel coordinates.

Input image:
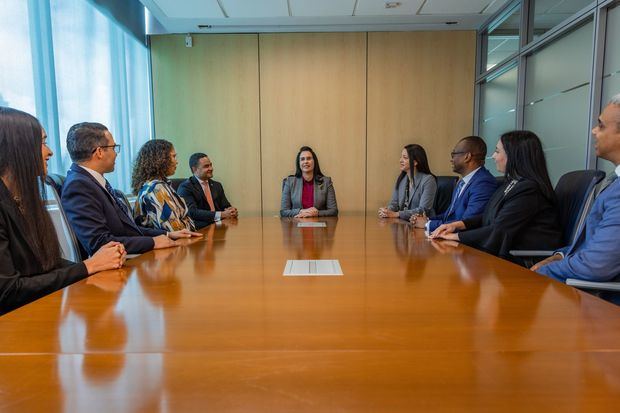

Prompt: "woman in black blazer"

[0,107,125,315]
[430,130,562,262]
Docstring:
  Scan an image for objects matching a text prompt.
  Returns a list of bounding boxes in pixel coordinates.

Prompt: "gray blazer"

[388,172,437,221]
[280,176,338,217]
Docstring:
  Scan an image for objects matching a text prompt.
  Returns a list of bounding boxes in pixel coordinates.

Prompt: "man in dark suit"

[533,94,620,283]
[61,123,196,256]
[177,153,238,229]
[411,136,498,233]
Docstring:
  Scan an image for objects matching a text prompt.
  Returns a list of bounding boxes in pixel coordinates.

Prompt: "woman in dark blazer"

[430,130,562,263]
[280,146,338,217]
[379,144,437,221]
[0,107,125,315]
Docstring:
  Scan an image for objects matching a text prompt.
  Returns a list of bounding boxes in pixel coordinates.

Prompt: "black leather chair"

[44,181,83,262]
[46,173,65,196]
[433,176,458,216]
[510,170,605,265]
[170,178,185,191]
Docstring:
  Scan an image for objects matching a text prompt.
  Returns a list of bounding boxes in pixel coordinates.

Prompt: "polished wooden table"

[2,215,620,411]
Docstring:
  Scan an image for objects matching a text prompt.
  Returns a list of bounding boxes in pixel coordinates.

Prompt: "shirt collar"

[461,166,481,186]
[615,164,620,178]
[79,165,106,188]
[196,175,210,185]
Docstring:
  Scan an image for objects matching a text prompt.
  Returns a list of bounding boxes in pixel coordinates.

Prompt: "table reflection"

[280,217,338,259]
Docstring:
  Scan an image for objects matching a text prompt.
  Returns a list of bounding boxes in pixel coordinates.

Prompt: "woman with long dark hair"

[379,144,437,221]
[430,130,562,262]
[132,139,200,233]
[280,146,338,217]
[0,107,125,315]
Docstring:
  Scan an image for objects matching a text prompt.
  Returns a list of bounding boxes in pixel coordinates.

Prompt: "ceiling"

[140,0,514,34]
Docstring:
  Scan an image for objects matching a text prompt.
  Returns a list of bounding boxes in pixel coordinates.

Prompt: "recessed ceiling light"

[385,2,402,9]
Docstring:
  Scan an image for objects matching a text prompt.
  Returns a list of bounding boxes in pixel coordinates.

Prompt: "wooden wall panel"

[366,31,476,212]
[259,33,367,215]
[150,34,262,214]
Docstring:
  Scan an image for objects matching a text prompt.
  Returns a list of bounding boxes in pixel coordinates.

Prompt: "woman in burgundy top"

[280,146,338,218]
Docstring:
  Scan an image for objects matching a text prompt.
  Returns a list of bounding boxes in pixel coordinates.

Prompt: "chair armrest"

[509,250,554,257]
[566,279,620,292]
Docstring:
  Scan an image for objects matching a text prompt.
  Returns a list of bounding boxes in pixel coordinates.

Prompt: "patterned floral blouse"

[134,179,196,231]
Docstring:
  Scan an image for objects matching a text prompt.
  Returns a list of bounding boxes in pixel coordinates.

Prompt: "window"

[524,19,593,184]
[479,65,518,173]
[599,3,620,173]
[0,0,36,114]
[482,3,521,72]
[531,0,594,42]
[0,0,151,193]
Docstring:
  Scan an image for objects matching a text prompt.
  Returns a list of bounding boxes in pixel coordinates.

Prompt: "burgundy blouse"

[301,179,314,209]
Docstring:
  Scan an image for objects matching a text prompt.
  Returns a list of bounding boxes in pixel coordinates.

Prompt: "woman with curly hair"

[132,139,197,232]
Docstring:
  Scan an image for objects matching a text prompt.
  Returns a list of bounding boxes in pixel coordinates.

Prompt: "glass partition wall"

[475,0,619,183]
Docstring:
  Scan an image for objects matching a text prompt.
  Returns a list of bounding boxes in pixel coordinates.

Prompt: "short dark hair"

[189,152,208,172]
[459,135,487,163]
[66,122,109,163]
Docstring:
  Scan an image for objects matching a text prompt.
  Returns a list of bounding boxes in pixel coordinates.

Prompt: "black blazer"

[0,181,87,315]
[61,164,164,255]
[177,176,231,229]
[459,178,562,261]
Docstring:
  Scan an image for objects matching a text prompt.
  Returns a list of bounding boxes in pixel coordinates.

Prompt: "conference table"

[2,215,620,411]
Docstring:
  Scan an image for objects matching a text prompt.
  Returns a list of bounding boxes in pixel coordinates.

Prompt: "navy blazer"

[0,181,88,315]
[61,164,164,255]
[459,178,563,262]
[428,167,498,232]
[177,176,231,229]
[538,176,620,282]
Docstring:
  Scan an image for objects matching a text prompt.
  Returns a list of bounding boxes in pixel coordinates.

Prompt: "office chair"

[46,173,65,196]
[45,181,83,262]
[433,176,458,215]
[510,169,605,266]
[169,178,185,191]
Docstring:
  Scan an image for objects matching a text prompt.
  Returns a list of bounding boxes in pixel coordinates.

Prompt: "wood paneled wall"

[151,31,475,215]
[150,34,262,213]
[366,31,476,211]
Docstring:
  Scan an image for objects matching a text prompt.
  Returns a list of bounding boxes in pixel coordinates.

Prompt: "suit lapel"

[72,164,139,230]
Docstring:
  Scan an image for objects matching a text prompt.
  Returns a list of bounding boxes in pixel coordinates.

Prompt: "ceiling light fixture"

[385,2,402,9]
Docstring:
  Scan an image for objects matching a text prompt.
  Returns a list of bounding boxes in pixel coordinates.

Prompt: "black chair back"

[433,176,458,215]
[170,178,185,191]
[45,173,65,197]
[555,170,605,245]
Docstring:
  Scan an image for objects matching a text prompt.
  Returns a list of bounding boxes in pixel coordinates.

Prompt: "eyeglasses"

[92,144,121,154]
[450,151,468,158]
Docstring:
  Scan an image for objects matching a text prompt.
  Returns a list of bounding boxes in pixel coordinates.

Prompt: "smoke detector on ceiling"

[384,2,402,9]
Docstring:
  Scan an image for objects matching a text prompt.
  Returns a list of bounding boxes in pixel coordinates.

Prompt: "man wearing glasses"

[410,135,498,233]
[62,122,194,256]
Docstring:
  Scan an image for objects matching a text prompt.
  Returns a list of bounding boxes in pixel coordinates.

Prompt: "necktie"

[201,180,216,211]
[105,180,133,220]
[445,179,465,216]
[568,173,617,255]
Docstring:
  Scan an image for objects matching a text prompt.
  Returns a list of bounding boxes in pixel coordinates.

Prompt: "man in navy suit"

[61,123,197,256]
[533,94,620,283]
[177,153,238,229]
[411,136,498,233]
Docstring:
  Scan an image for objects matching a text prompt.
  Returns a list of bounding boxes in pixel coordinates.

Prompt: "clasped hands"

[295,207,319,218]
[154,229,203,249]
[426,221,465,241]
[378,207,399,218]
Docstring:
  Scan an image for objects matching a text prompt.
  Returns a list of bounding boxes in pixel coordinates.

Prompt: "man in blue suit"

[411,136,498,233]
[533,94,620,283]
[61,123,196,256]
